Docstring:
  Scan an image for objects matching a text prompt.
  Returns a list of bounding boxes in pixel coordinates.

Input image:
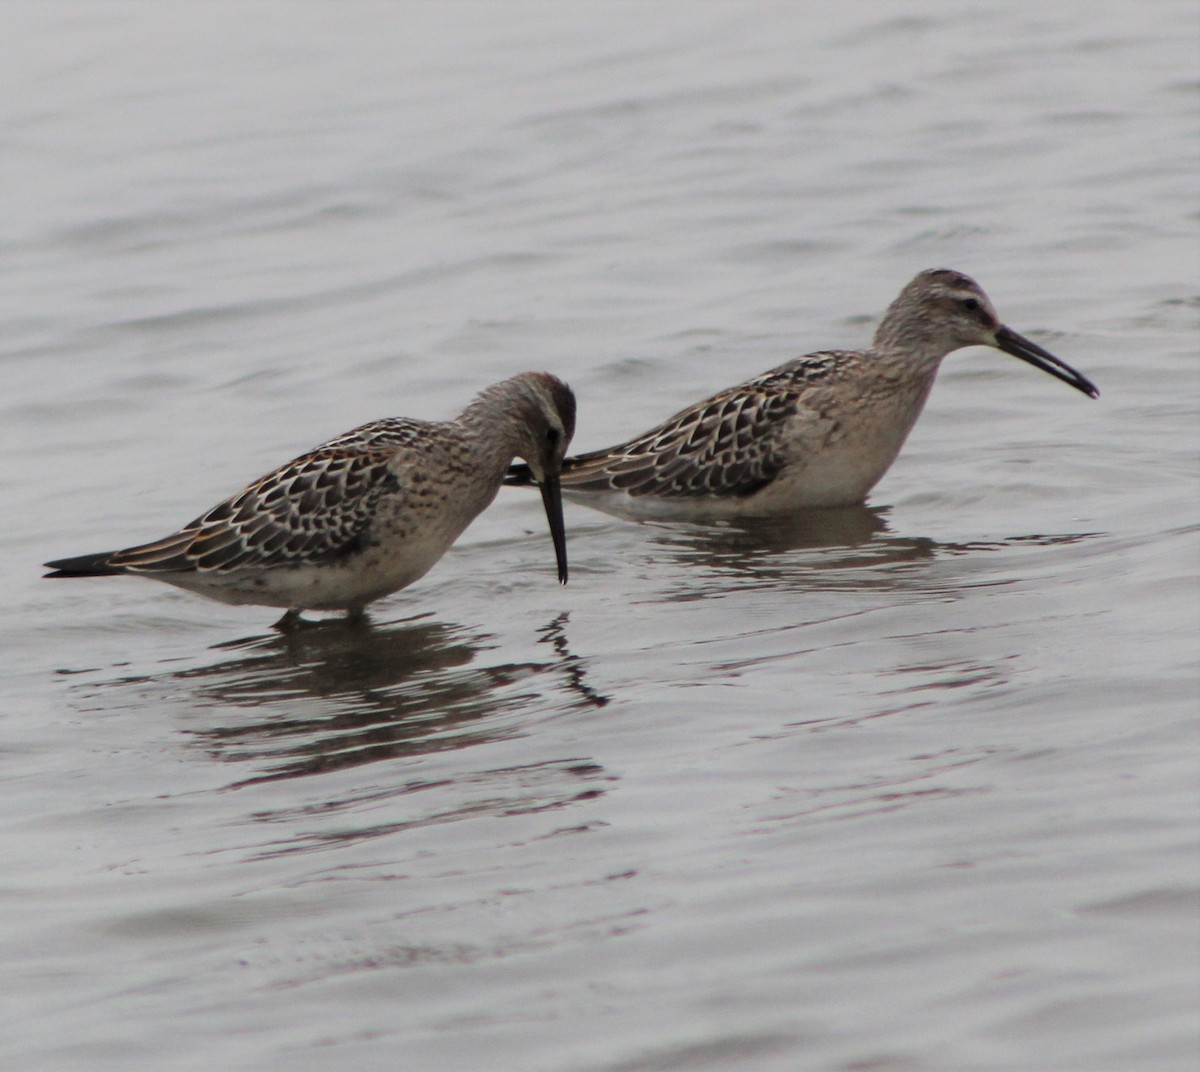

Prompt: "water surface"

[2,3,1197,1070]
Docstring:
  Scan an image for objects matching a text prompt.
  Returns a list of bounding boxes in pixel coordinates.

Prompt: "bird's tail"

[43,552,125,578]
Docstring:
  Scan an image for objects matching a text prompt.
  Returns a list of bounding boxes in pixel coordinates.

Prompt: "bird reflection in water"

[536,612,611,711]
[648,506,930,595]
[162,612,610,786]
[645,506,1100,600]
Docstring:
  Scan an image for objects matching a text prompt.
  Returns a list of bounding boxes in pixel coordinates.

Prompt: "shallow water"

[2,3,1198,1070]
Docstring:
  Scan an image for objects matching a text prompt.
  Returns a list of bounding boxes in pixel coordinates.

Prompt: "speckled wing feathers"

[556,354,840,499]
[104,419,428,574]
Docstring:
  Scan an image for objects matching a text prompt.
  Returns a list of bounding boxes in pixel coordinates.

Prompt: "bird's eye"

[545,426,560,446]
[960,297,980,312]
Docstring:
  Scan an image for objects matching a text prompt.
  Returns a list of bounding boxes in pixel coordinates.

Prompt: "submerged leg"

[272,608,303,631]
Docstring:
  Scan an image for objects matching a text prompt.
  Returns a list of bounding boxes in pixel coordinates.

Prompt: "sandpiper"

[506,269,1097,521]
[46,371,576,626]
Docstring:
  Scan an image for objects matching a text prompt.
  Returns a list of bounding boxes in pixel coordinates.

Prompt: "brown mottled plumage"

[506,270,1098,520]
[46,372,576,625]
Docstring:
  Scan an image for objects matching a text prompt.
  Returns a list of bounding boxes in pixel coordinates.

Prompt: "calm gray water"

[2,3,1197,1070]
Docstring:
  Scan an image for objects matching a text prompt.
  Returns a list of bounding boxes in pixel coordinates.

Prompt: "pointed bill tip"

[538,473,569,585]
[994,325,1099,399]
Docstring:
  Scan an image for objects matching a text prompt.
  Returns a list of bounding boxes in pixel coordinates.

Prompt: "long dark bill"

[538,473,569,584]
[995,325,1099,399]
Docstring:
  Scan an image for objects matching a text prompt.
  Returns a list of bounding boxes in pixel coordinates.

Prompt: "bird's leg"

[273,608,303,632]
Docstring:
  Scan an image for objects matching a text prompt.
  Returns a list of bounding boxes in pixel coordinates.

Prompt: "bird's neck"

[872,305,956,371]
[455,396,531,477]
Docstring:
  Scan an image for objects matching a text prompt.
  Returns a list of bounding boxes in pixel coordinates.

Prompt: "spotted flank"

[506,269,1098,521]
[46,372,576,626]
[557,357,837,500]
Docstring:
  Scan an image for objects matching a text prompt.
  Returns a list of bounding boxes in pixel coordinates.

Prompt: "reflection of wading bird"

[507,270,1098,522]
[46,372,576,627]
